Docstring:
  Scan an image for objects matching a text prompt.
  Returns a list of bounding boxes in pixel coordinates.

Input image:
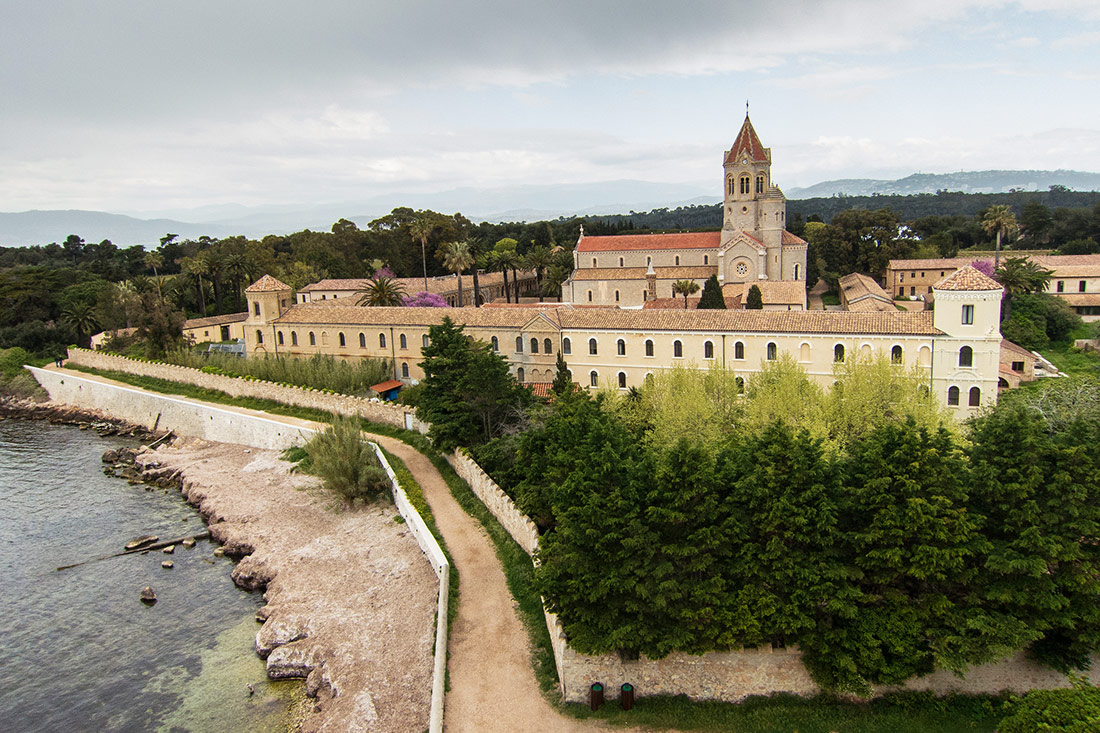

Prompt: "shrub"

[998,676,1100,732]
[304,417,392,504]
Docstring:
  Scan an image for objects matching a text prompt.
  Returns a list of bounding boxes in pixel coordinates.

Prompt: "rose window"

[735,262,748,276]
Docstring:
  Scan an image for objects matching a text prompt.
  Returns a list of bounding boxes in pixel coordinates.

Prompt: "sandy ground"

[137,438,437,733]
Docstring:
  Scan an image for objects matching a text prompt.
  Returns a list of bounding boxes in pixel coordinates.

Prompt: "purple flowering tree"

[970,260,995,277]
[402,291,450,308]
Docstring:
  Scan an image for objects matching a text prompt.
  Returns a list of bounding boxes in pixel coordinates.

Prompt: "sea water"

[0,419,299,732]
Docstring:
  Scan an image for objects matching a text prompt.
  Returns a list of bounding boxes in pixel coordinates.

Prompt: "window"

[911,271,916,278]
[727,176,735,195]
[898,287,904,297]
[321,331,328,346]
[800,343,810,362]
[517,367,525,382]
[487,336,497,352]
[962,305,974,325]
[338,332,346,347]
[891,345,903,364]
[675,256,680,266]
[766,342,777,361]
[834,344,845,362]
[739,175,750,194]
[959,346,973,367]
[277,331,284,345]
[592,258,597,267]
[1081,280,1087,293]
[1057,280,1065,292]
[379,333,386,348]
[401,363,410,378]
[704,255,709,265]
[900,273,905,282]
[736,376,745,394]
[544,338,552,354]
[910,286,916,296]
[1012,360,1024,372]
[309,332,316,346]
[948,386,960,406]
[794,264,800,280]
[618,372,627,388]
[614,290,620,302]
[292,332,299,346]
[756,175,764,193]
[562,337,571,355]
[673,340,683,358]
[400,333,407,349]
[589,338,598,355]
[589,370,598,387]
[735,341,745,360]
[526,338,535,354]
[255,329,263,343]
[611,338,623,356]
[969,386,981,407]
[619,257,624,267]
[516,336,523,352]
[646,256,651,266]
[704,341,714,359]
[587,290,593,303]
[423,334,429,348]
[253,302,260,316]
[645,339,654,357]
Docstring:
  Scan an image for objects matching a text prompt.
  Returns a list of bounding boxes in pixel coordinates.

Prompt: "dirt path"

[367,435,613,733]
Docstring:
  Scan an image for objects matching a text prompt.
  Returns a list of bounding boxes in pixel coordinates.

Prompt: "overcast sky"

[2,0,1099,215]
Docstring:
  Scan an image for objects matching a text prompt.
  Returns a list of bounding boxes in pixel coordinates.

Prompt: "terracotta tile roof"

[1056,293,1100,306]
[299,271,531,297]
[183,312,248,329]
[642,295,742,310]
[271,304,563,330]
[298,278,370,292]
[557,308,938,336]
[1045,264,1100,277]
[781,230,807,246]
[576,231,720,252]
[568,266,718,281]
[724,280,807,306]
[838,273,892,308]
[1000,339,1036,361]
[370,379,404,393]
[845,298,898,313]
[525,383,554,398]
[724,115,769,164]
[245,275,292,292]
[887,254,1100,273]
[934,265,1003,291]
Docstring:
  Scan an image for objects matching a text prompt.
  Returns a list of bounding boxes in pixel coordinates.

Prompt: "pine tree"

[550,352,573,396]
[746,284,764,309]
[697,275,726,309]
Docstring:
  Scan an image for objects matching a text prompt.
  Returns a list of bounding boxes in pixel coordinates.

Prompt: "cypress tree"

[746,284,764,309]
[697,275,726,309]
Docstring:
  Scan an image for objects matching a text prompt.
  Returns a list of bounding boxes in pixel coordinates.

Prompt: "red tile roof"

[781,230,807,246]
[576,231,721,252]
[245,275,292,292]
[724,115,769,165]
[934,265,1003,291]
[370,379,404,393]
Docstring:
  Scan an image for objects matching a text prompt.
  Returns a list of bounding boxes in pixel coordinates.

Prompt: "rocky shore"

[133,437,437,733]
[0,395,163,441]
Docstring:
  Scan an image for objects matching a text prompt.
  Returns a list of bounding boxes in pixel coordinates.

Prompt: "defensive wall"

[63,348,430,434]
[37,357,1100,705]
[27,364,447,732]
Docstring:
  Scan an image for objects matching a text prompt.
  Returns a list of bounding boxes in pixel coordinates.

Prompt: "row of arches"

[948,385,982,407]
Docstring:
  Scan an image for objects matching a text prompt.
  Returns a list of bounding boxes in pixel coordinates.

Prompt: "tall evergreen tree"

[745,284,764,309]
[697,275,726,309]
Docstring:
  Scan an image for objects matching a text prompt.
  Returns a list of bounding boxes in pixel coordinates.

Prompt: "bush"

[304,417,392,504]
[158,350,390,396]
[1002,313,1050,350]
[1011,292,1082,344]
[998,677,1100,732]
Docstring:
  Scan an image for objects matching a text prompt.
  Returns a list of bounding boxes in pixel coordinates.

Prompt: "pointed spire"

[725,112,769,165]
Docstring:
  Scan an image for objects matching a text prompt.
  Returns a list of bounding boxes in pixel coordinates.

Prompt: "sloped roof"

[299,271,530,296]
[724,115,769,165]
[724,280,807,307]
[245,275,292,292]
[568,266,718,281]
[642,295,743,310]
[577,231,721,252]
[781,230,808,246]
[557,308,937,336]
[370,379,404,393]
[182,312,248,329]
[271,304,564,330]
[1000,339,1036,361]
[838,272,893,309]
[934,265,1003,291]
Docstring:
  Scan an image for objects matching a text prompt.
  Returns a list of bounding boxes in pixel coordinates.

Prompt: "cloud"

[1052,30,1100,48]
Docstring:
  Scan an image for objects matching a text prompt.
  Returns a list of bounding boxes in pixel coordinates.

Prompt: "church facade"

[563,115,808,308]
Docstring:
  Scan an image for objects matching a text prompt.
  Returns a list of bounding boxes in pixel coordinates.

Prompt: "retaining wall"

[446,449,539,555]
[64,348,424,433]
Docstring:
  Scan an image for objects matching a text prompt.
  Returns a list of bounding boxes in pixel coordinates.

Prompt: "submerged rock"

[140,586,157,604]
[162,545,175,554]
[161,560,174,569]
[181,538,196,548]
[125,535,158,551]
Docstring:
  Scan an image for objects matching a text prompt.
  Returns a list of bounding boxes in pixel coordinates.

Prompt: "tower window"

[739,175,750,194]
[619,257,624,267]
[756,175,764,193]
[959,346,973,368]
[590,371,598,387]
[962,305,974,325]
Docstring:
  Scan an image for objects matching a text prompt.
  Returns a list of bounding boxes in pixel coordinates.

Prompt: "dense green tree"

[550,352,574,397]
[671,279,700,308]
[133,291,186,358]
[697,275,726,309]
[1019,200,1054,245]
[745,284,764,309]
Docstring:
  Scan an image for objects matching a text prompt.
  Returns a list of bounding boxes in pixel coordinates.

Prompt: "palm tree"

[144,251,164,301]
[180,254,211,316]
[440,241,475,306]
[355,275,408,306]
[981,205,1018,270]
[223,252,255,312]
[409,213,435,293]
[525,246,553,302]
[61,301,99,348]
[494,249,522,303]
[672,279,700,309]
[995,256,1053,320]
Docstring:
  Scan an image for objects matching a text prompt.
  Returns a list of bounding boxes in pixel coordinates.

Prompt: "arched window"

[735,341,745,360]
[618,372,627,388]
[834,344,845,362]
[727,176,735,195]
[490,336,498,351]
[767,342,777,361]
[645,339,654,357]
[919,345,931,366]
[800,343,811,362]
[309,332,316,346]
[959,345,973,368]
[292,331,299,346]
[400,333,407,349]
[739,175,750,194]
[379,333,386,348]
[256,329,263,344]
[544,338,552,354]
[321,331,328,346]
[517,367,525,383]
[338,332,346,347]
[704,341,714,359]
[675,256,680,266]
[756,175,765,193]
[617,339,626,356]
[277,331,284,345]
[422,334,429,348]
[589,370,598,387]
[948,386,960,406]
[401,362,410,378]
[704,255,709,265]
[562,337,571,355]
[673,340,683,358]
[646,256,652,266]
[969,386,981,407]
[589,338,598,355]
[531,338,539,354]
[357,332,364,348]
[891,345,903,364]
[736,376,745,394]
[516,336,523,352]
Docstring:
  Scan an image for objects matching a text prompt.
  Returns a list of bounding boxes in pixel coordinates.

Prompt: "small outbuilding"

[370,379,404,401]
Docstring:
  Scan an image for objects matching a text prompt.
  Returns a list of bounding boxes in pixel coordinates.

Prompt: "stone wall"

[446,449,539,556]
[65,348,424,433]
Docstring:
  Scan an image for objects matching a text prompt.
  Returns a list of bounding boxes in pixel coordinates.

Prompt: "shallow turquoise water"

[0,419,298,732]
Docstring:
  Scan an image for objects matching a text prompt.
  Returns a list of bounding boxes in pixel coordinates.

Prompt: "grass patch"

[1040,323,1100,377]
[821,292,841,306]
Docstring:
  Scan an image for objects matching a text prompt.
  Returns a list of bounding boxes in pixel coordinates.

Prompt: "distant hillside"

[0,210,239,248]
[787,170,1100,198]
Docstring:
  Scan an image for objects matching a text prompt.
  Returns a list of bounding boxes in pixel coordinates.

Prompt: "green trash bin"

[620,683,634,710]
[589,682,604,711]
